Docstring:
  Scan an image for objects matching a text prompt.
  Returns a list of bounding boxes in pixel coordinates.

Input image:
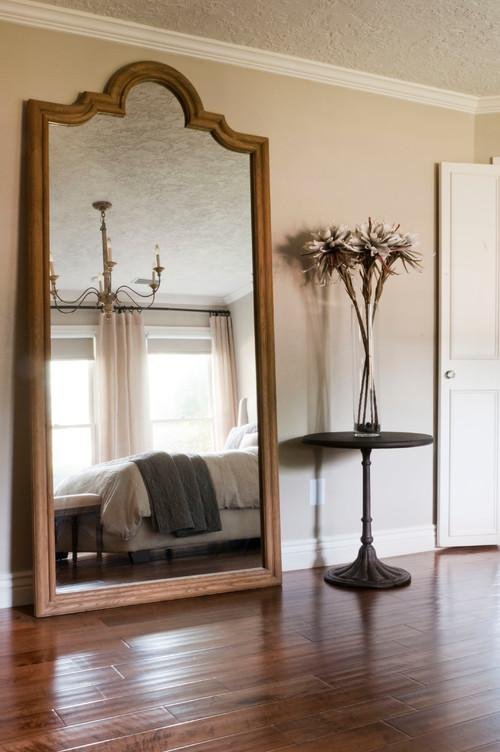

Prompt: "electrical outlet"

[309,478,326,506]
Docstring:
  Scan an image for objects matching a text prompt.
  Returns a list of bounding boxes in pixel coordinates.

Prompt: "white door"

[438,162,500,547]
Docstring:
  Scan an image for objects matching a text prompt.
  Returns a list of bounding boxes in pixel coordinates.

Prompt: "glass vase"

[352,302,380,436]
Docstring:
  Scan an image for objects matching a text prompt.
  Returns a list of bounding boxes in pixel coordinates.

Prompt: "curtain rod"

[50,305,230,315]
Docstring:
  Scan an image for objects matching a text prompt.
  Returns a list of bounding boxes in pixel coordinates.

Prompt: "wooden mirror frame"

[26,60,281,617]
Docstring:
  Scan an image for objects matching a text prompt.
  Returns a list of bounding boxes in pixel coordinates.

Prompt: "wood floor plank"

[0,709,63,745]
[394,668,500,710]
[371,709,500,751]
[166,675,333,723]
[316,670,423,695]
[0,684,104,717]
[75,726,288,752]
[265,721,407,751]
[0,663,123,690]
[0,708,174,751]
[402,651,500,685]
[57,678,227,725]
[274,697,412,743]
[164,726,290,752]
[386,688,500,737]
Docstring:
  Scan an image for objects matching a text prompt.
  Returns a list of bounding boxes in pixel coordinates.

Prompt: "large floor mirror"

[26,61,280,616]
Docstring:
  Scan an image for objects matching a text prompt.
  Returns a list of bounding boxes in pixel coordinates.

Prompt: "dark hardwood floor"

[56,548,262,591]
[2,548,500,750]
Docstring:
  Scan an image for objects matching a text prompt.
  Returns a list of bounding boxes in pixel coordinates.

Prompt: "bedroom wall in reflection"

[49,83,261,593]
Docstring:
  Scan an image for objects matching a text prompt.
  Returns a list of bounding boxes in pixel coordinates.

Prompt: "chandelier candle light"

[49,201,165,317]
[303,218,421,436]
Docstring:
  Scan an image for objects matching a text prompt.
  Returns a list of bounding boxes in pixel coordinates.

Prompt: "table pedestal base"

[324,544,411,589]
[302,433,433,591]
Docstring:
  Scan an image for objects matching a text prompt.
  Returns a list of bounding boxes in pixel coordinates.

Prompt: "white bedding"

[55,448,259,540]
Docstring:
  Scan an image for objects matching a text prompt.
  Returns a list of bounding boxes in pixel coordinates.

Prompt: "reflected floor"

[56,541,261,592]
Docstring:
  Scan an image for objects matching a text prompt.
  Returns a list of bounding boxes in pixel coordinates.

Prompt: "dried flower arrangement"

[303,218,421,434]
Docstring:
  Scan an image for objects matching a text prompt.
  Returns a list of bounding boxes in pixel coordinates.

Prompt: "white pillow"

[240,432,258,449]
[224,422,257,450]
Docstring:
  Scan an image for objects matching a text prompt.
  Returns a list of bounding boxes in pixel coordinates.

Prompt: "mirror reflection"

[48,83,261,592]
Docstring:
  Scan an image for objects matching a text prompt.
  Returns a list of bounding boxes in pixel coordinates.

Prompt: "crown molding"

[476,96,500,115]
[1,0,499,114]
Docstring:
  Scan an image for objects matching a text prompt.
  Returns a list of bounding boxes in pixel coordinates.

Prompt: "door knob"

[444,370,455,379]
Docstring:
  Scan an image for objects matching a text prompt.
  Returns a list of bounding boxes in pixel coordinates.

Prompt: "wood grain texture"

[25,60,281,617]
[3,550,500,750]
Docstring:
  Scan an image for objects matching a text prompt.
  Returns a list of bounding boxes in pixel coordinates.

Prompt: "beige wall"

[0,20,476,580]
[475,114,500,163]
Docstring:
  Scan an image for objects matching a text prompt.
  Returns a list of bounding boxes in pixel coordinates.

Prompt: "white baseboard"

[0,570,33,608]
[282,525,436,571]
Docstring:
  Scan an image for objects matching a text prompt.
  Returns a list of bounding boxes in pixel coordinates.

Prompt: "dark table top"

[302,431,434,450]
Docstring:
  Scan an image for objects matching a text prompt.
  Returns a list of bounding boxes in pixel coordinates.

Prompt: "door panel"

[438,163,500,547]
[450,173,499,359]
[448,390,499,540]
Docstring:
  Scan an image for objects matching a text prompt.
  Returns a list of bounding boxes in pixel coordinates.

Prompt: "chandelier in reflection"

[49,201,165,316]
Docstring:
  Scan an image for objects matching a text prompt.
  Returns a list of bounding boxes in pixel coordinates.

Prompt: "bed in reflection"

[55,424,260,560]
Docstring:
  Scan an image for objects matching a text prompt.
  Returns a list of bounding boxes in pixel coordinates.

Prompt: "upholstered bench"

[53,493,103,565]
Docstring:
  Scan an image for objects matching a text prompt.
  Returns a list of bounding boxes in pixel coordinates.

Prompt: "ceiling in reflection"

[49,83,253,304]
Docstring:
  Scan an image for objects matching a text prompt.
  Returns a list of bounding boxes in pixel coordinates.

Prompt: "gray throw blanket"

[131,452,221,537]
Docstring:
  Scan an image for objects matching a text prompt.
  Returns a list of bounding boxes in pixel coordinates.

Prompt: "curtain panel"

[95,311,151,462]
[210,313,238,450]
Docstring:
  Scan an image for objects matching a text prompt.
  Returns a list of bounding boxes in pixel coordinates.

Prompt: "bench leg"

[71,516,78,566]
[96,514,103,563]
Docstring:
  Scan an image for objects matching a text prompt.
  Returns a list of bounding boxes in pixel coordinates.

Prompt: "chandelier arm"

[114,288,158,311]
[51,288,101,315]
[52,287,100,306]
[114,284,158,301]
[115,288,143,307]
[79,288,103,306]
[119,296,158,312]
[51,305,81,315]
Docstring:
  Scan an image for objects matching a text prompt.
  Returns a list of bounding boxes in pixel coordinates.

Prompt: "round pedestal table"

[302,432,433,589]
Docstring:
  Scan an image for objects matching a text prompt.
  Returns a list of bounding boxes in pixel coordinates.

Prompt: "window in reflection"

[149,352,214,454]
[50,359,95,486]
[51,331,217,471]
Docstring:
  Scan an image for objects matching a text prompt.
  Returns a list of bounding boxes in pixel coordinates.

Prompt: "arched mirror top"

[28,60,267,154]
